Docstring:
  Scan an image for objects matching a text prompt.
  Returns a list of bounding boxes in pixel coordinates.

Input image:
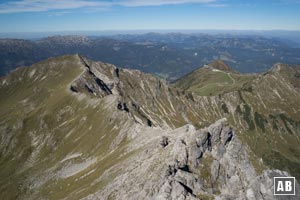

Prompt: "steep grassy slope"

[174,61,255,96]
[0,55,135,199]
[174,62,300,181]
[0,55,228,199]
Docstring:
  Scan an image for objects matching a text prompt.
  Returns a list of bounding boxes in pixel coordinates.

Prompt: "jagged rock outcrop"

[174,62,300,182]
[157,119,300,200]
[86,119,299,200]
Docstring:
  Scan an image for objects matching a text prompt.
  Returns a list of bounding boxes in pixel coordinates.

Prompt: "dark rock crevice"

[70,85,78,93]
[84,84,94,94]
[178,182,195,197]
[78,55,112,96]
[94,77,112,95]
[117,102,129,113]
[147,119,152,127]
[115,68,119,78]
[130,101,154,127]
[224,130,233,146]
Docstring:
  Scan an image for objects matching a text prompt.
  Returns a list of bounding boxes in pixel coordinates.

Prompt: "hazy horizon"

[1,29,300,44]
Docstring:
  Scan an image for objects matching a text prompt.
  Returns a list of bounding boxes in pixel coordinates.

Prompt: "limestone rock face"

[86,119,299,200]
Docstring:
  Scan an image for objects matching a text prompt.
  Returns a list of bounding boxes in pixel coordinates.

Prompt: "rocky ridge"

[174,61,300,181]
[85,119,300,200]
[0,55,299,199]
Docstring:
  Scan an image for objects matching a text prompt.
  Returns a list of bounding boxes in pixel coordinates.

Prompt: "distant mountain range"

[1,33,300,80]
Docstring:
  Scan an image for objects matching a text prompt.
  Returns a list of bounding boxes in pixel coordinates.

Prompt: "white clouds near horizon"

[0,0,217,14]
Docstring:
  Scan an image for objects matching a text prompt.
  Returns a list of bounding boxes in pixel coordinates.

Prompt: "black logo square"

[274,177,295,195]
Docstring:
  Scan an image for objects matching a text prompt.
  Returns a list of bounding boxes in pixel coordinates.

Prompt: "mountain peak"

[207,60,235,72]
[269,63,300,77]
[267,63,300,88]
[39,35,91,44]
[270,63,289,72]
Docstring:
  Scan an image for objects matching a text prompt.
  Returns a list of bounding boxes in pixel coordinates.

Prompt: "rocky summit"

[0,55,299,199]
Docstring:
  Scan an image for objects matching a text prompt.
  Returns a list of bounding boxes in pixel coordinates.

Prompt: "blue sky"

[0,0,300,32]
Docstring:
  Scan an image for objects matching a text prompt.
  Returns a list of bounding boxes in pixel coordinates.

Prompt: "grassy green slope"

[0,55,230,199]
[0,55,134,199]
[174,61,300,181]
[174,61,255,96]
